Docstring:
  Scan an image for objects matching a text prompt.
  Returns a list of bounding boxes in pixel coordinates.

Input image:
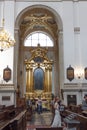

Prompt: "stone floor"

[26,111,53,130]
[26,111,77,130]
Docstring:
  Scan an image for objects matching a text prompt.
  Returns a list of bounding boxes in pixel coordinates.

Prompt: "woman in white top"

[51,97,61,127]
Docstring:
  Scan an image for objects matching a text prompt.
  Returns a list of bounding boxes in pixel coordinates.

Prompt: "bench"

[36,127,63,130]
[0,110,26,130]
[64,109,87,130]
[68,104,82,114]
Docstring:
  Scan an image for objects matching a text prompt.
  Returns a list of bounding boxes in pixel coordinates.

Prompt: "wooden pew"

[64,109,87,130]
[9,110,26,130]
[0,110,26,130]
[0,111,10,130]
[0,105,26,130]
[68,104,82,114]
[3,105,18,119]
[0,105,5,111]
[3,105,25,119]
[36,127,63,130]
[26,106,33,121]
[4,105,14,110]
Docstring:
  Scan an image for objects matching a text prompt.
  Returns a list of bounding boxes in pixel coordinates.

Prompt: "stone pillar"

[26,68,29,92]
[14,28,19,88]
[58,30,64,98]
[49,65,52,92]
[44,68,48,92]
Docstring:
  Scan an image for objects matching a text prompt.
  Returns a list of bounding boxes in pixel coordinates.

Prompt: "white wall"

[0,0,87,85]
[15,0,87,84]
[0,1,15,83]
[79,2,87,69]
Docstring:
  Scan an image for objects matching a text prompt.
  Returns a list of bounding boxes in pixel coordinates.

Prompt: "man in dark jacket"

[82,94,87,110]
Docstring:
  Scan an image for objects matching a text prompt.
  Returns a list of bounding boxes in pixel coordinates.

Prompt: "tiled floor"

[27,111,52,126]
[26,111,76,130]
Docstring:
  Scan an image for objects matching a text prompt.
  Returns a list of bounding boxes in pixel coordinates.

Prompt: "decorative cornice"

[62,88,87,92]
[0,0,85,2]
[64,83,87,89]
[0,84,15,91]
[15,0,87,2]
[16,0,63,1]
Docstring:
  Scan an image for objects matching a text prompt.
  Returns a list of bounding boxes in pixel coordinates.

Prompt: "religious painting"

[84,67,87,79]
[67,65,74,81]
[34,68,44,90]
[34,56,44,63]
[3,65,11,82]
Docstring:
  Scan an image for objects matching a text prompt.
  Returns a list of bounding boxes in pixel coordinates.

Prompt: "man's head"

[55,96,60,102]
[84,94,87,100]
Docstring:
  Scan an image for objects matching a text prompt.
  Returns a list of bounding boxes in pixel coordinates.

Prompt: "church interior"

[0,0,87,130]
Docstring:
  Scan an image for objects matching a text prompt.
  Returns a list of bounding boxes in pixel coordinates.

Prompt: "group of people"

[50,96,62,127]
[26,93,87,128]
[26,96,42,114]
[26,95,64,127]
[26,95,65,127]
[50,94,87,128]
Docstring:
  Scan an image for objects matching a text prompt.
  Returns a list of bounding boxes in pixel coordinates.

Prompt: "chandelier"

[0,1,15,51]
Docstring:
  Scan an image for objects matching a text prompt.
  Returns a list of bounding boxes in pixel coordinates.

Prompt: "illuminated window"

[24,32,53,47]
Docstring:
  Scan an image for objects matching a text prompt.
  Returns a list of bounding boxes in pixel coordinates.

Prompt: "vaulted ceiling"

[19,7,58,40]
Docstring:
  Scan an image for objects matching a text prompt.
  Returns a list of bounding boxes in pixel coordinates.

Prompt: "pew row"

[63,109,87,130]
[36,127,63,130]
[68,104,82,114]
[0,109,26,130]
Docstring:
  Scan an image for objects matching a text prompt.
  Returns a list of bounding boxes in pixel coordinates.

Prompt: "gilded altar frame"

[24,45,53,103]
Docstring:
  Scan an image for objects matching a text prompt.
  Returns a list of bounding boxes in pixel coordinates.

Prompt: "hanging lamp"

[0,0,15,51]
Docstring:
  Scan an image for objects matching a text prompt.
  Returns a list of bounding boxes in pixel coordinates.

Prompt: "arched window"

[24,32,53,47]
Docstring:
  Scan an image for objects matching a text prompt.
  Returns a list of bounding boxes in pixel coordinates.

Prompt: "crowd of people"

[26,95,65,127]
[51,96,62,127]
[26,93,87,128]
[26,96,43,114]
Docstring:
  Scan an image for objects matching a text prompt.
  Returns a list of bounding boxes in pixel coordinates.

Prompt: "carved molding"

[15,0,85,2]
[20,8,58,40]
[0,84,15,91]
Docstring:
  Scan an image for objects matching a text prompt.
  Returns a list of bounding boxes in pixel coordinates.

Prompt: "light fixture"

[0,0,15,51]
[75,67,84,79]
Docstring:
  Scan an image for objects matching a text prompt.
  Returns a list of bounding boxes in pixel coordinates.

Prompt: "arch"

[15,4,63,31]
[14,4,64,97]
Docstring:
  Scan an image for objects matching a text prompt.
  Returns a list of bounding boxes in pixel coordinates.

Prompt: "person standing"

[51,97,61,127]
[82,94,87,110]
[26,96,32,109]
[37,96,42,114]
[32,97,36,113]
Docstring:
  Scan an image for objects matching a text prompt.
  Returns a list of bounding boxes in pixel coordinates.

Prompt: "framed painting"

[3,65,11,82]
[34,68,44,90]
[67,65,74,81]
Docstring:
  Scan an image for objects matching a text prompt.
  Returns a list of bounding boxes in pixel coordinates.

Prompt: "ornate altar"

[24,44,53,109]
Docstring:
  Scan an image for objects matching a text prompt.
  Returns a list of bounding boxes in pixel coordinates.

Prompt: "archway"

[14,4,63,99]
